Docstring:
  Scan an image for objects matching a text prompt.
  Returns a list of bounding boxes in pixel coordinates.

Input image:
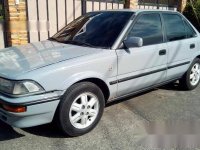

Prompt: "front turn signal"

[2,105,27,113]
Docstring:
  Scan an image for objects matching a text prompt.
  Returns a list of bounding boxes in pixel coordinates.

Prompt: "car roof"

[100,9,178,14]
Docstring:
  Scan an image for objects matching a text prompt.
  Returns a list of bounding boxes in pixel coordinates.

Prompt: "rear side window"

[183,20,197,38]
[162,14,187,41]
[128,13,163,46]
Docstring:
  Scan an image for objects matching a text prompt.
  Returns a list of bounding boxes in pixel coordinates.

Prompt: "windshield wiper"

[49,39,107,49]
[48,37,59,42]
[63,40,95,48]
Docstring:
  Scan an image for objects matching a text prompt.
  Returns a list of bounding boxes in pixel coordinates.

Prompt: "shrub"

[183,0,200,32]
[0,4,3,21]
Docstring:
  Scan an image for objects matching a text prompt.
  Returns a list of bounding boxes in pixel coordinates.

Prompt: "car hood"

[0,40,101,79]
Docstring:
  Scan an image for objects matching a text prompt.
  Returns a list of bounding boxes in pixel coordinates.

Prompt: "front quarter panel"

[15,49,118,99]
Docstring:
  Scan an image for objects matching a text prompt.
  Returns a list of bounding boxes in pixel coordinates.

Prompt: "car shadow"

[0,120,24,141]
[158,81,186,91]
[0,82,185,139]
[106,82,184,107]
[106,89,156,107]
[22,123,69,138]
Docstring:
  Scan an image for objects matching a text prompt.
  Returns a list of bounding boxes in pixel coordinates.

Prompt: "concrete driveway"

[1,83,200,150]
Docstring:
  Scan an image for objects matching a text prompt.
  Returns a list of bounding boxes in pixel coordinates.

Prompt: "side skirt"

[107,77,180,104]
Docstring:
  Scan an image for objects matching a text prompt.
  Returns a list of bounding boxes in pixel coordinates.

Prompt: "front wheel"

[56,82,105,137]
[180,58,200,90]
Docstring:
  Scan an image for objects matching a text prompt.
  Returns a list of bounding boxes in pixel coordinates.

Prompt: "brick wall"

[124,0,138,9]
[5,0,28,46]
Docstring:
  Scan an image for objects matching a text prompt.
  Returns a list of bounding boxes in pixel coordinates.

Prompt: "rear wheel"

[56,82,105,137]
[180,58,200,90]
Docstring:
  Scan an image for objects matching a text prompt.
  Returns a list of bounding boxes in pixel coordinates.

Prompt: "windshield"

[51,11,134,48]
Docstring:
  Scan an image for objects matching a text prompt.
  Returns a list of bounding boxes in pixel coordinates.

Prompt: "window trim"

[127,12,164,46]
[111,13,135,50]
[117,12,165,49]
[183,19,197,39]
[115,11,199,50]
[161,12,197,42]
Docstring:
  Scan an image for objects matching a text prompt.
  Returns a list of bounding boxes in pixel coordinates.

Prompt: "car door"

[162,13,198,80]
[116,13,168,97]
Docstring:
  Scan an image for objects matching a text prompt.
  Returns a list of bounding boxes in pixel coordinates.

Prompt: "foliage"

[183,0,200,32]
[0,4,3,21]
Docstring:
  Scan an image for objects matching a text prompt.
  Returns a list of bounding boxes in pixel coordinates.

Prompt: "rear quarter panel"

[191,35,200,60]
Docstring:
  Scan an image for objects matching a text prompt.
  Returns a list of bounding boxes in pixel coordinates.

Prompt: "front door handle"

[159,49,166,56]
[190,44,195,49]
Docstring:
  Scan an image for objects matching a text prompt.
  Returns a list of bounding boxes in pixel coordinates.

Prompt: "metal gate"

[26,0,124,43]
[138,0,178,10]
[0,0,6,48]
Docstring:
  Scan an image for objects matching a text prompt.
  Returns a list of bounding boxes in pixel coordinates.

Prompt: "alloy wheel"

[190,63,200,86]
[69,92,99,129]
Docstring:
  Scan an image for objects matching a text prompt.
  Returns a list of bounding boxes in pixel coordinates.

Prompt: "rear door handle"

[159,49,166,56]
[190,44,195,49]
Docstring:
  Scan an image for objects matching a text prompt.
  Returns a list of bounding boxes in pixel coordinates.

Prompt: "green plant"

[183,0,200,32]
[0,4,3,21]
[196,0,200,16]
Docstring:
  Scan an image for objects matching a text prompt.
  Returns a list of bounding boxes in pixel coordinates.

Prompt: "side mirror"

[123,37,143,48]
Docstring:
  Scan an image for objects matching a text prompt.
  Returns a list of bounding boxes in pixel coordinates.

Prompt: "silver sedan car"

[0,10,200,136]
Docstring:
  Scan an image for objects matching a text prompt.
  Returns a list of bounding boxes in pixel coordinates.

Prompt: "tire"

[179,58,200,90]
[56,82,105,137]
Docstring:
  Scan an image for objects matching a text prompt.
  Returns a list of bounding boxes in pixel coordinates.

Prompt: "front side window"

[162,14,187,42]
[128,13,163,46]
[51,11,134,49]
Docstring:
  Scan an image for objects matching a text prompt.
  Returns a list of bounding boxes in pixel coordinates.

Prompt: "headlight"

[0,78,14,94]
[13,81,44,95]
[0,78,44,96]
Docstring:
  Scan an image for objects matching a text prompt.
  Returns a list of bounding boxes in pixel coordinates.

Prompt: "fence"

[137,0,178,10]
[26,0,124,43]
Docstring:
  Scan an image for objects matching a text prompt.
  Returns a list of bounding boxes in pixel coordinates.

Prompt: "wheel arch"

[196,55,200,60]
[60,74,111,103]
[53,76,110,126]
[75,78,110,102]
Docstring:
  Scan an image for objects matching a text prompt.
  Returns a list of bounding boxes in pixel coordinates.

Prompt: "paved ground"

[1,83,200,150]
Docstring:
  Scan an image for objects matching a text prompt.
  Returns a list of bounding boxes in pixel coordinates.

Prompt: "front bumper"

[0,92,61,128]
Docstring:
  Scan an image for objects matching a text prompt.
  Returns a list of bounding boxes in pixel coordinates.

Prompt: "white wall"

[0,22,4,48]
